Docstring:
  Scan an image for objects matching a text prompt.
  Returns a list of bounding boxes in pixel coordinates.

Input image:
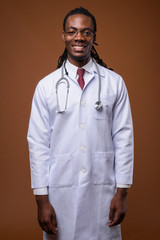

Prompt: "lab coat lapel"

[84,71,95,89]
[84,62,105,90]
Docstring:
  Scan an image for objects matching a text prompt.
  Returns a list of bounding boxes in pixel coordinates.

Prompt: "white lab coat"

[27,61,133,240]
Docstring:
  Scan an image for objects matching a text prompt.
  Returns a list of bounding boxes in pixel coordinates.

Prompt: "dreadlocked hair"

[57,48,68,69]
[57,7,113,70]
[91,45,109,69]
[57,46,112,70]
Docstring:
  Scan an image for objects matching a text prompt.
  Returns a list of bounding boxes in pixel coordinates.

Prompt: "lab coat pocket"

[49,153,73,188]
[92,96,114,120]
[92,152,114,185]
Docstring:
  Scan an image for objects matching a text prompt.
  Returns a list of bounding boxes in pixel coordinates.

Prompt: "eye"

[66,30,76,36]
[83,30,92,37]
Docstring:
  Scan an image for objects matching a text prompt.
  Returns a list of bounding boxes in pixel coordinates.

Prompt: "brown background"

[0,0,160,239]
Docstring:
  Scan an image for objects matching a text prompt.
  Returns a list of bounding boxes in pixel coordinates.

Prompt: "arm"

[109,77,134,226]
[27,81,57,234]
[27,81,51,189]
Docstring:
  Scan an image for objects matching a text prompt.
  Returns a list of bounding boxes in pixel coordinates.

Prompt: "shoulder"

[97,64,128,96]
[33,67,62,99]
[100,64,127,88]
[98,64,122,82]
[38,68,61,88]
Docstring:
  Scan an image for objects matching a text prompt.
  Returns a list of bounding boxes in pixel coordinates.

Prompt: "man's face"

[62,14,95,67]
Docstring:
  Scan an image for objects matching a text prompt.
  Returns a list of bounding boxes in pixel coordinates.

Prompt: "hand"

[36,195,57,235]
[108,188,128,227]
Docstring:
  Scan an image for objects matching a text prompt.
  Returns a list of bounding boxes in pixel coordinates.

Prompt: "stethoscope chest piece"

[95,101,103,110]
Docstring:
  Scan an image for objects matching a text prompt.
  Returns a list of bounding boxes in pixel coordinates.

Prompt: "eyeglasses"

[65,27,94,38]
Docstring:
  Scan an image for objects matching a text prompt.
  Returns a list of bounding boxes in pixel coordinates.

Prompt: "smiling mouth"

[72,45,86,51]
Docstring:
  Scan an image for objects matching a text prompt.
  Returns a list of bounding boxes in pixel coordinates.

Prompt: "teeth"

[74,46,84,48]
[72,45,85,51]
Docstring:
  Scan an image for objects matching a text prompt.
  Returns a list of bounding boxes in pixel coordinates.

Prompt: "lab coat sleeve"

[27,81,51,189]
[112,77,134,185]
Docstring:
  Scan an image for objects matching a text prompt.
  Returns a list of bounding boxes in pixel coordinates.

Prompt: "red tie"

[77,68,85,90]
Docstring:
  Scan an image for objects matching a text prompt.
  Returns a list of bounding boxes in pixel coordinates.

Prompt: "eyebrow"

[65,27,94,31]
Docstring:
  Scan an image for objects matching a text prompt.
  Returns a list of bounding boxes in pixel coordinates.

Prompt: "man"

[27,7,134,240]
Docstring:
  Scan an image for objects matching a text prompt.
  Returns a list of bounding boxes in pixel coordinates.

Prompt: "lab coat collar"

[92,60,105,78]
[65,58,105,79]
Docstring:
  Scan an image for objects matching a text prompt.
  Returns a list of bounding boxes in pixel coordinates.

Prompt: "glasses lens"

[65,28,93,38]
[66,29,77,37]
[81,29,93,37]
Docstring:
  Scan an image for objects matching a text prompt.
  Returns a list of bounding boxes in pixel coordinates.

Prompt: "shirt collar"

[65,58,105,79]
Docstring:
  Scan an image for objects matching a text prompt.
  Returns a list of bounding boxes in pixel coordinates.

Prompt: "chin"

[70,53,89,62]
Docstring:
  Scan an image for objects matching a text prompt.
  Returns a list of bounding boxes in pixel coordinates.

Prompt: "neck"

[67,54,91,68]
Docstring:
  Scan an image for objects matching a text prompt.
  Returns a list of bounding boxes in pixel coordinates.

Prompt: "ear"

[62,31,66,42]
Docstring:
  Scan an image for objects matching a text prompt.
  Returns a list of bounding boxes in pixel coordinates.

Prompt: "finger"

[109,211,125,227]
[109,206,115,225]
[108,212,120,227]
[39,220,56,234]
[47,221,56,234]
[51,213,58,233]
[45,223,56,234]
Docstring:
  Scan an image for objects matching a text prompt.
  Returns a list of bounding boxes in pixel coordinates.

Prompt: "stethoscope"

[55,58,103,113]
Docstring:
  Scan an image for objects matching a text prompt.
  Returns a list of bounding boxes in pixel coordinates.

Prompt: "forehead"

[65,14,93,30]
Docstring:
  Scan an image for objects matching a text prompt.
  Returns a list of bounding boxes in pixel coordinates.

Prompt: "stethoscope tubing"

[55,58,102,113]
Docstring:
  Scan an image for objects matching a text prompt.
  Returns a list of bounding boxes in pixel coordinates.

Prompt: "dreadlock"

[57,48,68,69]
[57,7,112,70]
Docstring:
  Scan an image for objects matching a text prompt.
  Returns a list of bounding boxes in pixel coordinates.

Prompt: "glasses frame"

[64,27,95,38]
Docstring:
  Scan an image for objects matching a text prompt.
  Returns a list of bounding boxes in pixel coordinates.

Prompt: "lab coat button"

[81,168,87,174]
[81,100,86,106]
[81,146,87,151]
[80,123,86,129]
